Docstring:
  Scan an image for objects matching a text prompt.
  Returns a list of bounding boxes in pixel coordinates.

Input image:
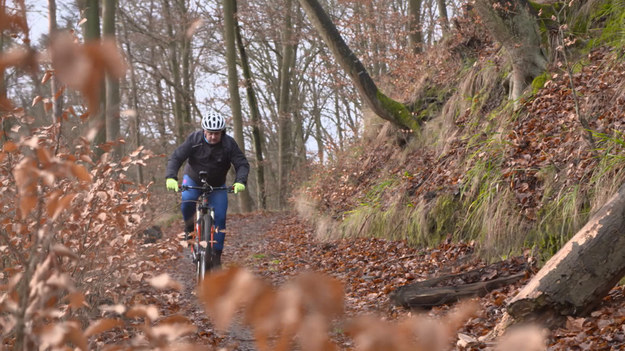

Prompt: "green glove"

[166,178,179,192]
[233,183,246,194]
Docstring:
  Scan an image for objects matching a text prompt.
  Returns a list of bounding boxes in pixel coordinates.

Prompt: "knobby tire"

[195,213,204,284]
[196,213,214,284]
[203,213,215,272]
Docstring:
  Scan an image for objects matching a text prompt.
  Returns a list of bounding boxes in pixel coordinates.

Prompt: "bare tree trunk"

[408,0,423,54]
[103,0,121,159]
[48,0,64,125]
[425,0,436,45]
[223,0,252,212]
[314,109,323,162]
[162,0,185,142]
[436,0,449,34]
[121,15,144,184]
[0,30,6,143]
[310,73,324,163]
[82,0,106,157]
[177,0,192,131]
[365,1,382,77]
[498,183,625,331]
[155,76,169,151]
[474,0,547,103]
[235,7,267,209]
[278,0,296,209]
[288,24,306,170]
[335,92,345,149]
[48,0,65,155]
[293,109,306,168]
[298,0,421,132]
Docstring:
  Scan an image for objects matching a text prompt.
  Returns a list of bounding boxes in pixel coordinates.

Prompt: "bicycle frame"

[180,173,232,283]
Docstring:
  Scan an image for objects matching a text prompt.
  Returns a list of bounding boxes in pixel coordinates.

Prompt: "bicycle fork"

[191,210,201,263]
[191,208,217,263]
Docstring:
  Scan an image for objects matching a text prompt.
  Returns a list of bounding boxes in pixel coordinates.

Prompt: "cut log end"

[505,294,577,329]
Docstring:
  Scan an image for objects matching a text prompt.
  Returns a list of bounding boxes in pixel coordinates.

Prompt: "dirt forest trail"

[159,212,288,349]
[149,211,512,350]
[141,211,625,350]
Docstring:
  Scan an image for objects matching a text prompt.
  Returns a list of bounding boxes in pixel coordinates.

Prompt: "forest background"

[2,0,625,349]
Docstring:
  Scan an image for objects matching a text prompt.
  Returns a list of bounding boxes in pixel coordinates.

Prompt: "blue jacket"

[165,130,249,187]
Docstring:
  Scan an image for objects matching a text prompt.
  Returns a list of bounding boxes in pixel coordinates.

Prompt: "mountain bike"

[180,171,233,284]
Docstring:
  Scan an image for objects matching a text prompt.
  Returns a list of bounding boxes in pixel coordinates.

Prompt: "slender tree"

[436,0,449,34]
[48,0,64,126]
[336,92,346,146]
[288,7,307,169]
[118,0,170,152]
[0,10,7,144]
[278,0,296,208]
[223,0,252,212]
[235,3,267,209]
[81,0,107,155]
[313,99,323,162]
[103,0,121,158]
[363,2,382,77]
[162,0,186,142]
[47,0,65,155]
[154,76,169,151]
[408,0,423,53]
[176,0,192,131]
[120,12,144,184]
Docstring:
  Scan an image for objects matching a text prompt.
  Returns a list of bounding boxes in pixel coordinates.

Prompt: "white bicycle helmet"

[201,112,226,131]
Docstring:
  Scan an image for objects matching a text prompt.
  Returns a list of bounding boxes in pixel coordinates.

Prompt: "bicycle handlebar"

[180,184,234,193]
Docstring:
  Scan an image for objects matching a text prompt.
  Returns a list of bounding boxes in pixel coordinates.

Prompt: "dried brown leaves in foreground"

[49,33,127,114]
[198,267,490,351]
[0,123,162,349]
[346,300,480,351]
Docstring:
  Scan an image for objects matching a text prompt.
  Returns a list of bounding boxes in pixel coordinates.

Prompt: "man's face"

[204,130,222,144]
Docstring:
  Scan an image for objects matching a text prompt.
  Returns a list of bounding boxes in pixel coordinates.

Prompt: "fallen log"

[390,273,527,308]
[390,259,529,308]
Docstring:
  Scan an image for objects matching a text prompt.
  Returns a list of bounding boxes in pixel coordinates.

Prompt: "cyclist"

[165,112,249,267]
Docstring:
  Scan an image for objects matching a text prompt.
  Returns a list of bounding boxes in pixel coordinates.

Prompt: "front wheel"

[196,213,214,284]
[196,250,206,284]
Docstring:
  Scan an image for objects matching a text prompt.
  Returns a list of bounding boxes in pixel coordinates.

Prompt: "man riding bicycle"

[165,112,249,268]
